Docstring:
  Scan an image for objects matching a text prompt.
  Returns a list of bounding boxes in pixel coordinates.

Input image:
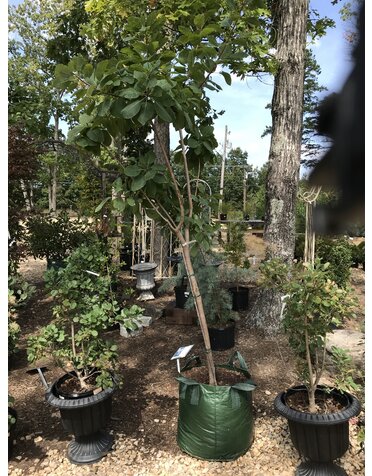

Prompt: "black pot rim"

[274,385,361,425]
[46,372,115,409]
[207,320,236,331]
[229,286,249,294]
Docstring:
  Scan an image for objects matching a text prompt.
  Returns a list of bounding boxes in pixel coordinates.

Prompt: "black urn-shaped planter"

[208,321,235,351]
[45,373,115,465]
[274,385,361,476]
[229,287,249,311]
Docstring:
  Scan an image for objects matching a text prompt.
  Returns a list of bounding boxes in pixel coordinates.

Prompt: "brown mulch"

[8,257,365,476]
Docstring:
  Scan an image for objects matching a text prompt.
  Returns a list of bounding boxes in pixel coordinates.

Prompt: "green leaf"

[131,176,146,192]
[124,165,142,177]
[121,99,143,119]
[112,177,123,192]
[86,128,105,143]
[221,71,232,86]
[113,198,126,212]
[154,102,174,123]
[95,197,111,213]
[138,102,155,125]
[127,197,135,207]
[120,88,141,99]
[194,13,205,29]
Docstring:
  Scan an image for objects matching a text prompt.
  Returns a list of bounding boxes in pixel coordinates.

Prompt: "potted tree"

[27,241,125,464]
[52,0,273,460]
[260,258,361,475]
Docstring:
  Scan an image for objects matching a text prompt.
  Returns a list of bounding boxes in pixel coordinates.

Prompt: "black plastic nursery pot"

[219,213,227,221]
[274,385,361,476]
[208,321,235,351]
[229,287,249,311]
[45,373,115,465]
[176,352,256,461]
[174,285,188,309]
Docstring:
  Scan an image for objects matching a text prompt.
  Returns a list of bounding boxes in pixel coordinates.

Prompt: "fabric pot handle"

[180,355,202,373]
[227,351,250,374]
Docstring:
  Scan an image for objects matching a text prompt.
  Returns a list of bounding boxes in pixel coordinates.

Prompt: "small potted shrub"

[185,254,239,351]
[27,241,123,464]
[26,212,91,269]
[260,258,361,475]
[116,304,146,337]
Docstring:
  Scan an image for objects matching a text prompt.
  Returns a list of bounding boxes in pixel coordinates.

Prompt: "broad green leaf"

[127,197,135,207]
[121,99,143,119]
[86,128,105,143]
[131,176,146,192]
[138,102,155,125]
[120,88,141,99]
[124,165,142,177]
[113,198,126,212]
[154,102,174,123]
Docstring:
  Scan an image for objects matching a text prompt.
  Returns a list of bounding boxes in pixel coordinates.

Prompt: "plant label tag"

[85,270,100,276]
[171,345,194,373]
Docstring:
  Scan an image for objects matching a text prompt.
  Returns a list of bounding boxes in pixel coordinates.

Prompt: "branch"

[153,121,185,231]
[143,193,178,233]
[179,130,193,219]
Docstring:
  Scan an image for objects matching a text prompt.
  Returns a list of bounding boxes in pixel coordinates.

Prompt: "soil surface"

[8,257,365,476]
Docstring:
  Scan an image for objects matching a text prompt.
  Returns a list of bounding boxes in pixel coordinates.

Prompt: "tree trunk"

[49,113,59,213]
[251,0,309,335]
[153,118,170,278]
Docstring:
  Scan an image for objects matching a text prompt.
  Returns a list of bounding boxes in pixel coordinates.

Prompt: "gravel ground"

[8,258,365,475]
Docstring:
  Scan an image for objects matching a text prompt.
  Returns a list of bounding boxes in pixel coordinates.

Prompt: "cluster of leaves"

[8,396,16,434]
[116,305,145,332]
[316,236,353,288]
[330,346,363,395]
[8,275,36,357]
[350,241,365,269]
[26,212,93,262]
[27,241,138,390]
[259,258,357,399]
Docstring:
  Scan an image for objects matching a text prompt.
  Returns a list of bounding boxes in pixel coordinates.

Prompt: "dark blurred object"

[310,2,364,234]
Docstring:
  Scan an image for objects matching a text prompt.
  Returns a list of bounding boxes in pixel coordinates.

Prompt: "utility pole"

[218,125,229,216]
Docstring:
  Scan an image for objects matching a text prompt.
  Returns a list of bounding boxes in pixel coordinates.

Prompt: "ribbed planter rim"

[46,374,115,409]
[274,385,361,425]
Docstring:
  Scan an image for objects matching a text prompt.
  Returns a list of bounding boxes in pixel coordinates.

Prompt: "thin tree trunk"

[153,118,170,277]
[49,113,59,213]
[20,179,31,211]
[250,0,309,335]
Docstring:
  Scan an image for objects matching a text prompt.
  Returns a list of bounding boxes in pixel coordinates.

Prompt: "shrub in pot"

[219,264,256,312]
[116,304,145,337]
[260,258,361,475]
[184,253,239,351]
[27,242,125,464]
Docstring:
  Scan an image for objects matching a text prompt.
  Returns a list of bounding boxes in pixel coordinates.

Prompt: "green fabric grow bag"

[176,351,256,461]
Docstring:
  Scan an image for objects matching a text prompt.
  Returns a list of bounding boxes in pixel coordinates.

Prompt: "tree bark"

[153,118,170,277]
[49,112,59,213]
[251,0,309,335]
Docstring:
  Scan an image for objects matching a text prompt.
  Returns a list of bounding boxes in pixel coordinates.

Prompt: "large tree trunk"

[153,118,170,278]
[251,0,309,335]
